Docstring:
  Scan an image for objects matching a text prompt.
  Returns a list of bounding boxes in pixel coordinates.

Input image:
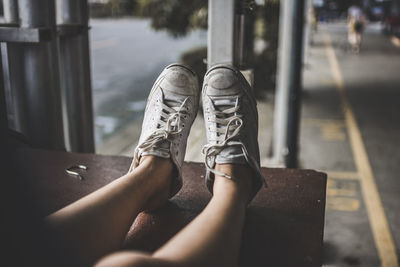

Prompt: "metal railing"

[0,0,94,152]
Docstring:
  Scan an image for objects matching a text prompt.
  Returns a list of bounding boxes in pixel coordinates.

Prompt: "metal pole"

[303,0,312,65]
[56,0,95,152]
[285,0,305,168]
[273,0,292,166]
[0,49,10,172]
[3,0,19,23]
[0,47,7,139]
[18,0,65,149]
[207,0,235,69]
[273,0,305,167]
[235,0,254,70]
[2,0,21,131]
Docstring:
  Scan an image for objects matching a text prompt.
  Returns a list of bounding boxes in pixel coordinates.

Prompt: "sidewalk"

[300,23,400,266]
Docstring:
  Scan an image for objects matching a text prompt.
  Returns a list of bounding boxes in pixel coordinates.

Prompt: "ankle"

[213,164,253,205]
[130,156,174,211]
[138,155,174,173]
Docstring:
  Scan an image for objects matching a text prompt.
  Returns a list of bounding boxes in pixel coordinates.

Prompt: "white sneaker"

[131,63,199,197]
[202,64,266,199]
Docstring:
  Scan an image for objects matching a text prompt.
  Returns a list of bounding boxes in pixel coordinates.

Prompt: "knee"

[95,251,152,267]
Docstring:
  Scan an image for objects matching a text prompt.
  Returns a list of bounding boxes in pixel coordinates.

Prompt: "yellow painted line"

[327,178,360,211]
[324,32,399,267]
[327,197,360,212]
[303,118,345,125]
[325,171,359,180]
[327,179,358,197]
[321,122,346,141]
[303,118,346,141]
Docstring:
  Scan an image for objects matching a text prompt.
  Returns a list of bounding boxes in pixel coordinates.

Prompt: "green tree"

[109,0,138,16]
[137,0,207,37]
[137,0,280,95]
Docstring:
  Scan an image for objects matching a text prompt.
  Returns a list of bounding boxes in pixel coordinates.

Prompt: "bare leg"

[97,163,252,267]
[355,32,362,52]
[46,156,173,266]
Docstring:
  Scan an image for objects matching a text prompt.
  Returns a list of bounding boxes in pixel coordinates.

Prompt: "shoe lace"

[202,98,262,179]
[134,97,189,166]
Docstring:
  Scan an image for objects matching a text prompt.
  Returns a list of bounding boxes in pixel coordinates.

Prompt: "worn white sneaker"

[131,63,199,197]
[202,64,266,199]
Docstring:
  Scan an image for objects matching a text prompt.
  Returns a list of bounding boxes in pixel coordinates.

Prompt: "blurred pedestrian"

[348,3,367,53]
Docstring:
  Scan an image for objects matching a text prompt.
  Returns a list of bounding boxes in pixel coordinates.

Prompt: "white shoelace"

[134,97,189,166]
[202,98,262,179]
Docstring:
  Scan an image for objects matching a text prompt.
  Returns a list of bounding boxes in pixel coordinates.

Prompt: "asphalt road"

[301,22,400,266]
[89,18,206,144]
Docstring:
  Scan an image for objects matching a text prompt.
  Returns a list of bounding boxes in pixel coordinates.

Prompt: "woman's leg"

[154,164,252,266]
[96,163,253,267]
[46,156,173,266]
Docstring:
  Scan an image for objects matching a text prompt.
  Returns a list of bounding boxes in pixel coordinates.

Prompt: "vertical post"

[18,0,65,149]
[285,0,305,168]
[56,0,95,152]
[207,0,236,69]
[303,0,312,65]
[0,46,11,182]
[3,0,19,22]
[273,0,305,167]
[2,0,21,131]
[0,47,7,141]
[208,0,255,85]
[235,0,254,70]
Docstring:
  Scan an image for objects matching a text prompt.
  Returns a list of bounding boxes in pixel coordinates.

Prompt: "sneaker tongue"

[164,91,186,108]
[150,91,185,152]
[211,97,237,114]
[213,98,237,107]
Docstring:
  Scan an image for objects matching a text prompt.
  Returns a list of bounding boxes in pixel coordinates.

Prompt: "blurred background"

[86,0,277,154]
[87,0,208,148]
[1,0,400,266]
[50,0,400,163]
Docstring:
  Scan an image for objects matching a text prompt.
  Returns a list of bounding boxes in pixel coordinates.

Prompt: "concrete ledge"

[10,148,326,267]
